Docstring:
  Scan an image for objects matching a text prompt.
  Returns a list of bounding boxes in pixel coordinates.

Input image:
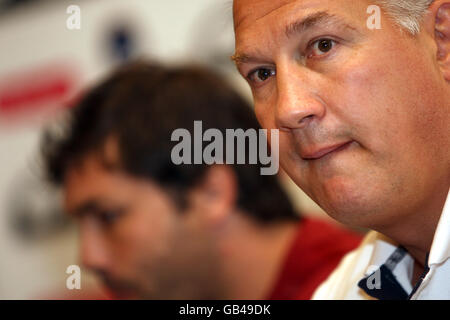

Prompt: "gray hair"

[376,0,435,34]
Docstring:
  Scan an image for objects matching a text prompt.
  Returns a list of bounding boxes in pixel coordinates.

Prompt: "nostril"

[300,114,314,125]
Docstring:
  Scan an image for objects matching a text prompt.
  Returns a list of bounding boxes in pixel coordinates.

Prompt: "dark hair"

[42,61,300,223]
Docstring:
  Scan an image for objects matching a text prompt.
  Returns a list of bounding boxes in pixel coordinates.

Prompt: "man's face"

[234,0,450,229]
[64,152,222,299]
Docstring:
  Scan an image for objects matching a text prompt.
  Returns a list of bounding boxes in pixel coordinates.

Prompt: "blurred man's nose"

[79,221,109,272]
[274,65,325,130]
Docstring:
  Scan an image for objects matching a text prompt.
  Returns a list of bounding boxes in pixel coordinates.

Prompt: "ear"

[191,165,238,225]
[430,2,450,80]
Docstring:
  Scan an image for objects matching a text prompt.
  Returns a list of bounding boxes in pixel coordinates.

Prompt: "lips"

[301,141,353,160]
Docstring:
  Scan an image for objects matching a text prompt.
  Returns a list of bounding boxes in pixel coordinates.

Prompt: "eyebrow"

[230,53,265,65]
[231,11,357,65]
[284,11,355,38]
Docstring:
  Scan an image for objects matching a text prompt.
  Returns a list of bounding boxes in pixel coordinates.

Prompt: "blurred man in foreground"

[42,62,361,299]
[233,0,449,299]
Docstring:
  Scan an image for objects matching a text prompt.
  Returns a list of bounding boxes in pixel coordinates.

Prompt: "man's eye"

[98,210,124,226]
[309,38,336,57]
[247,68,276,84]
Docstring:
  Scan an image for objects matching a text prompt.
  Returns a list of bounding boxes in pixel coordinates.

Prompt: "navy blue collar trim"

[357,247,409,300]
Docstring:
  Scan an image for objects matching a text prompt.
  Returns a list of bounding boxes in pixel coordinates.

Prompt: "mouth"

[104,286,138,300]
[301,141,354,161]
[101,277,138,300]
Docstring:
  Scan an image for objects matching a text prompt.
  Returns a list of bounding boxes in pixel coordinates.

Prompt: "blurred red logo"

[0,63,79,117]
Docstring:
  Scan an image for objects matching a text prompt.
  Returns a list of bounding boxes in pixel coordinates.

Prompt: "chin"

[317,176,384,228]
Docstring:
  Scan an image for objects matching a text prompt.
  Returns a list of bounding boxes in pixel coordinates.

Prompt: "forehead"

[63,155,125,209]
[233,0,294,29]
[63,150,176,215]
[234,0,367,35]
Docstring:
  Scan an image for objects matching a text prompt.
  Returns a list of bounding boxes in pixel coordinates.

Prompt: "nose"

[79,220,109,272]
[275,65,326,130]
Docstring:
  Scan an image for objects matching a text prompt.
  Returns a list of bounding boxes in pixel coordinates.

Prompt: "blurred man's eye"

[97,209,125,226]
[247,67,276,85]
[308,38,336,58]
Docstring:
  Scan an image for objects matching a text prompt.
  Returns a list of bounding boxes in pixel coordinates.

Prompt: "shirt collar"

[357,188,450,299]
[363,235,414,295]
[428,189,450,266]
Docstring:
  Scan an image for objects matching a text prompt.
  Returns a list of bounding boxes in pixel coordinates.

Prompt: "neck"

[218,213,298,300]
[378,187,448,267]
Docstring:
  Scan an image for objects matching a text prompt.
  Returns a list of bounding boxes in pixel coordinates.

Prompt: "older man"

[233,0,450,299]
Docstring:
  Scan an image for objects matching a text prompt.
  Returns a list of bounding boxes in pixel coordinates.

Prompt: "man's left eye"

[309,38,336,57]
[247,67,276,84]
[99,210,124,225]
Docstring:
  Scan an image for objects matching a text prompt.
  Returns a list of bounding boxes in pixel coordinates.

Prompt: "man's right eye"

[98,209,125,226]
[247,68,276,84]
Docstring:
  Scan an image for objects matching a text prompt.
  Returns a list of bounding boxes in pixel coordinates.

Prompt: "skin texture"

[233,0,450,269]
[64,147,223,299]
[63,140,296,299]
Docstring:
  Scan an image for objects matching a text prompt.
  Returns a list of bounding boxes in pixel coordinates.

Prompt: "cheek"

[111,205,177,270]
[342,44,444,155]
[278,134,313,194]
[254,100,273,130]
[336,54,391,117]
[330,44,422,149]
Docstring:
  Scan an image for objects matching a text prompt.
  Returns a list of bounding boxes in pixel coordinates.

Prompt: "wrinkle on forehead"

[233,0,295,30]
[234,0,330,31]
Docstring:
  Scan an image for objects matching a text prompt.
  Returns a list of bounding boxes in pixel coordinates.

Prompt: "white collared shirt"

[312,189,450,300]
